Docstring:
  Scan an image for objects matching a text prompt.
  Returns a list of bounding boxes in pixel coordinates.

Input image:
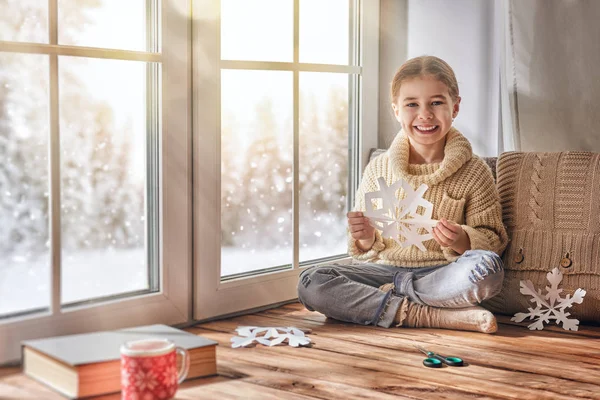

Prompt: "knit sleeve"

[347,158,386,261]
[443,160,509,261]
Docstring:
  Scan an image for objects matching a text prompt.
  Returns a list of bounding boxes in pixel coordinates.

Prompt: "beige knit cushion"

[483,152,600,322]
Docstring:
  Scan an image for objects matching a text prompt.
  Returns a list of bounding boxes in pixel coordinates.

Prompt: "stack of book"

[22,324,218,399]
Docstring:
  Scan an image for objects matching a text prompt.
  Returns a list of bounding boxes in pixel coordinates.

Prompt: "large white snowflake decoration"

[231,326,311,348]
[363,177,437,251]
[511,267,586,331]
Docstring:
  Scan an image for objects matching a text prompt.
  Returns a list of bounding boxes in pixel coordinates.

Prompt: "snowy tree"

[221,114,244,247]
[221,89,349,252]
[0,52,49,256]
[237,98,293,249]
[60,98,143,250]
[0,0,142,258]
[321,87,350,213]
[299,93,326,209]
[1,2,55,256]
[298,87,349,247]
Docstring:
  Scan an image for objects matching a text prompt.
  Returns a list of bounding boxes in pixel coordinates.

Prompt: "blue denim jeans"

[297,249,504,328]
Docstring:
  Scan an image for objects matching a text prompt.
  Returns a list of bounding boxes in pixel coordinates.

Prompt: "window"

[0,0,379,365]
[193,0,379,319]
[0,0,191,364]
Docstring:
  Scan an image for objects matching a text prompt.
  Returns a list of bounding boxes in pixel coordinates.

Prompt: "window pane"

[0,1,48,43]
[299,72,349,263]
[58,0,147,51]
[0,53,50,317]
[221,0,293,62]
[59,56,152,304]
[221,70,293,277]
[300,0,349,65]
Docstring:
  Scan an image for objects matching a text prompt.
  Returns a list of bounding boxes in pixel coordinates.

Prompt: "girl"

[298,56,508,334]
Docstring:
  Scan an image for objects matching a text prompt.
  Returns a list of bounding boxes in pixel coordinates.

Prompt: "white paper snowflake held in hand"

[231,326,311,348]
[511,267,586,331]
[363,177,437,251]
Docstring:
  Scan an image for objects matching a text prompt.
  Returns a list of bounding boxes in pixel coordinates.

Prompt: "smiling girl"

[298,56,508,334]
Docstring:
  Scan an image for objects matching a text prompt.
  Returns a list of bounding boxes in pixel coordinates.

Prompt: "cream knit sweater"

[348,128,508,267]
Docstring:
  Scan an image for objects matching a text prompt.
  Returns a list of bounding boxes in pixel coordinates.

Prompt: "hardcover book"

[21,324,218,399]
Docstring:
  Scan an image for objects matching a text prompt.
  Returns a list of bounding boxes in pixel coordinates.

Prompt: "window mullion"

[349,0,361,212]
[292,0,300,270]
[147,0,161,292]
[48,0,62,315]
[293,0,299,65]
[349,0,355,66]
[218,59,360,73]
[0,42,161,62]
[49,0,57,44]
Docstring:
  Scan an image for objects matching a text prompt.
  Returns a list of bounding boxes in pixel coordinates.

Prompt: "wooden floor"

[2,302,600,399]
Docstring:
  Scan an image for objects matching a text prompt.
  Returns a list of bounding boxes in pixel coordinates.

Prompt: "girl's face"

[392,75,460,149]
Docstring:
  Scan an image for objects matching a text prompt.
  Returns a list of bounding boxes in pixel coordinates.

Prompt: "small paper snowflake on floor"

[363,177,437,251]
[511,267,586,331]
[231,326,312,348]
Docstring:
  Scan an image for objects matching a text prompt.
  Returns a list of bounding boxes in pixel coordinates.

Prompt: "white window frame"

[192,0,379,320]
[0,0,192,364]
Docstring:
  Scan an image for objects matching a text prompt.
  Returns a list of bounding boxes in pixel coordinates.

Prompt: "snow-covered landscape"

[0,243,347,316]
[0,249,147,315]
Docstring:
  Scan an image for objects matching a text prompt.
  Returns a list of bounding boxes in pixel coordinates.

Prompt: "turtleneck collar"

[388,127,473,186]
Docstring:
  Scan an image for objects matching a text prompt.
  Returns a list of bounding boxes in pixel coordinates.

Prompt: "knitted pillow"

[483,152,600,322]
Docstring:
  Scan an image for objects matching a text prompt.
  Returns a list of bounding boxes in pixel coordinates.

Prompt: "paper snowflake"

[363,177,436,251]
[511,267,586,331]
[231,326,311,348]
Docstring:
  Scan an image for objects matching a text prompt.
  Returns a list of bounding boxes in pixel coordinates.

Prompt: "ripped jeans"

[297,249,504,328]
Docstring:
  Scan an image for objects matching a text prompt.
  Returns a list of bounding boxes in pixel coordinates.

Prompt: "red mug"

[120,338,190,400]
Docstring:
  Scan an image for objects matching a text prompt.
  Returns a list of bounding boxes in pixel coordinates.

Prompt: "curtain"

[500,0,600,152]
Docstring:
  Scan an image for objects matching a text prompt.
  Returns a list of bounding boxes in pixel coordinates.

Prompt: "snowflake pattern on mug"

[162,365,178,386]
[121,351,179,400]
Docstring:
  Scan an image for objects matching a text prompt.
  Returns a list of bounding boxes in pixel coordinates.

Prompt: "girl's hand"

[432,218,471,254]
[347,211,376,251]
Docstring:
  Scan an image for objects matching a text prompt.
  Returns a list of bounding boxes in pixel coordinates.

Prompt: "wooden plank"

[176,379,316,400]
[0,368,307,400]
[216,360,419,400]
[0,374,67,400]
[87,376,232,400]
[224,312,600,392]
[0,362,232,400]
[258,309,600,372]
[199,324,593,400]
[496,314,600,337]
[197,321,600,399]
[2,300,600,399]
[191,328,505,400]
[0,367,19,379]
[261,308,600,367]
[264,304,600,356]
[190,319,595,400]
[279,302,600,338]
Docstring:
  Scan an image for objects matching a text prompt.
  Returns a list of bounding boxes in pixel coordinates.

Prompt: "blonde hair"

[390,56,459,104]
